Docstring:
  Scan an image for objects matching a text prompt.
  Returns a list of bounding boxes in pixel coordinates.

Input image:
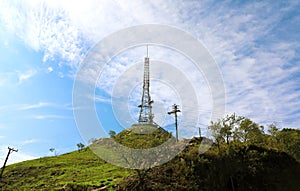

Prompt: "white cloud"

[0,102,72,121]
[0,69,37,86]
[33,114,71,120]
[0,73,12,87]
[20,139,40,145]
[58,72,64,78]
[2,102,70,111]
[0,0,299,132]
[47,67,53,73]
[0,146,37,166]
[17,102,53,110]
[94,95,111,104]
[0,0,182,68]
[18,69,37,84]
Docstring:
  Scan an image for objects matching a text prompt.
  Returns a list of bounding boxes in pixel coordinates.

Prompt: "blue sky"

[0,0,300,165]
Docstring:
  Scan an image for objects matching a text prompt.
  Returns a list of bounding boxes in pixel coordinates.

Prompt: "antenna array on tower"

[138,46,154,125]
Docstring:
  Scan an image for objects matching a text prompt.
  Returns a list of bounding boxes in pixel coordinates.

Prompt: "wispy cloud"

[20,139,40,145]
[1,0,299,131]
[47,67,53,73]
[33,114,72,120]
[0,145,37,166]
[0,72,14,87]
[0,102,70,111]
[18,69,37,84]
[0,69,37,86]
[94,95,111,104]
[17,102,53,110]
[0,102,72,123]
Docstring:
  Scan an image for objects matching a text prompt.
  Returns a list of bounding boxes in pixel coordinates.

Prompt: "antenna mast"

[138,46,154,125]
[146,45,149,57]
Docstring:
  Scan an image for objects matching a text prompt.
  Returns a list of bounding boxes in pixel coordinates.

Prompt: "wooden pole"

[0,147,18,188]
[168,104,181,142]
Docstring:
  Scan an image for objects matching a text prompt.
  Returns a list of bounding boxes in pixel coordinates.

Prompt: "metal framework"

[138,46,154,125]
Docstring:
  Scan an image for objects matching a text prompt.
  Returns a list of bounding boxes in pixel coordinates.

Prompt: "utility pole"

[199,127,201,137]
[168,104,181,142]
[0,147,18,188]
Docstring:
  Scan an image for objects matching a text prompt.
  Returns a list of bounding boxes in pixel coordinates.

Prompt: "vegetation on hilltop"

[1,114,300,190]
[117,114,300,191]
[114,125,172,149]
[117,140,300,190]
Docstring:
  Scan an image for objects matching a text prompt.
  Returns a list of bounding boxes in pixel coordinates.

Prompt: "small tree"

[222,113,244,143]
[209,114,246,151]
[208,121,224,152]
[88,138,97,145]
[109,130,116,138]
[268,124,278,136]
[77,143,85,152]
[49,148,56,156]
[239,118,264,144]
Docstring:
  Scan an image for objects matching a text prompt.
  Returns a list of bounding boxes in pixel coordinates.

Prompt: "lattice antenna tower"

[138,45,154,124]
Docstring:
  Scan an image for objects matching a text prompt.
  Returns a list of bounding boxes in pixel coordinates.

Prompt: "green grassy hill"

[114,124,172,149]
[1,148,131,190]
[1,124,300,191]
[1,125,171,190]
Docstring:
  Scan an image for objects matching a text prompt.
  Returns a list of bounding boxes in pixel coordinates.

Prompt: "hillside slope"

[1,148,131,190]
[1,125,172,190]
[117,143,300,191]
[2,124,300,191]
